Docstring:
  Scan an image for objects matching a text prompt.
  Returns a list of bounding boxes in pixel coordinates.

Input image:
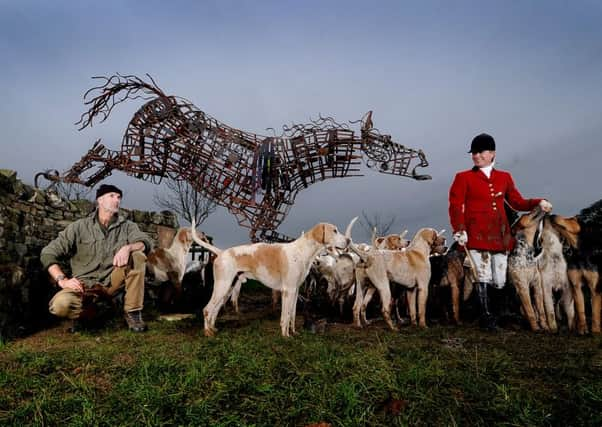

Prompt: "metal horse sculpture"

[39,74,431,241]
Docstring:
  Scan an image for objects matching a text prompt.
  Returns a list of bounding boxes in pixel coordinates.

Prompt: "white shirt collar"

[480,161,495,178]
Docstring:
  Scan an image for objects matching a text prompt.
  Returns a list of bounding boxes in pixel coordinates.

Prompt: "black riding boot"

[488,285,508,327]
[476,282,497,331]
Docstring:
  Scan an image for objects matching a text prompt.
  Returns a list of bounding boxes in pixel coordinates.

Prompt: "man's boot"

[124,310,148,332]
[476,282,497,331]
[488,285,507,327]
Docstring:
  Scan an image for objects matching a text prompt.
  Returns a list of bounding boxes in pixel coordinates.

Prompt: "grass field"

[1,289,601,426]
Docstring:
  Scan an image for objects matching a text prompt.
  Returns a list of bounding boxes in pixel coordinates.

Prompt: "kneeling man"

[41,184,153,332]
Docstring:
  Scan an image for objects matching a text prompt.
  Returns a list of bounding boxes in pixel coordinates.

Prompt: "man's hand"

[113,245,132,267]
[539,199,553,213]
[453,230,468,246]
[59,277,84,293]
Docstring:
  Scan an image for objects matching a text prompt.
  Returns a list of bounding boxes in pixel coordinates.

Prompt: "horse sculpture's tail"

[75,73,168,130]
[40,74,173,188]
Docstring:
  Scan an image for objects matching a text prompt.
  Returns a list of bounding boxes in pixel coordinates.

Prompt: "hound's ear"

[309,223,326,244]
[566,217,581,234]
[178,229,189,244]
[430,229,437,241]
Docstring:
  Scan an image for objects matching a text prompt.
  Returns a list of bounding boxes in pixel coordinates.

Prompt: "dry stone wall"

[0,169,179,341]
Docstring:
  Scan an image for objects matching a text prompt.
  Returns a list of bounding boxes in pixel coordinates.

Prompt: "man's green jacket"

[41,210,153,287]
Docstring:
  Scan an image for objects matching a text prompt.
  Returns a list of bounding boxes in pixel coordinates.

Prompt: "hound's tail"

[191,218,223,255]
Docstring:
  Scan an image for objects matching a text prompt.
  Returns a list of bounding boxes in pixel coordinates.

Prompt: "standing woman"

[448,133,552,330]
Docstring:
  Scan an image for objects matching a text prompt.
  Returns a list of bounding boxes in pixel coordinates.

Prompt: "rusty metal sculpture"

[39,74,431,241]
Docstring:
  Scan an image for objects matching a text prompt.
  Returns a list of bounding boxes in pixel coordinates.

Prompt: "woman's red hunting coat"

[449,167,541,252]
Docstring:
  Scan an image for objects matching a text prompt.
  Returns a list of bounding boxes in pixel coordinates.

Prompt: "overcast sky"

[1,0,601,247]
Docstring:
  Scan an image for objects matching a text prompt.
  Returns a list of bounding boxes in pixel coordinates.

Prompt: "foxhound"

[508,207,549,332]
[549,213,600,334]
[351,228,446,330]
[147,227,201,303]
[192,219,356,336]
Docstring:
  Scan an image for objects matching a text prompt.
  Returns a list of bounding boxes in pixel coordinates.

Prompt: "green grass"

[1,297,602,426]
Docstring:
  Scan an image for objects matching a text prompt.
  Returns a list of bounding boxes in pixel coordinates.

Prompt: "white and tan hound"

[351,228,446,330]
[147,227,202,302]
[192,219,355,337]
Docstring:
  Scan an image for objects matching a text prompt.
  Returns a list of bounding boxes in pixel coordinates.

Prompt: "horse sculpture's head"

[360,111,431,181]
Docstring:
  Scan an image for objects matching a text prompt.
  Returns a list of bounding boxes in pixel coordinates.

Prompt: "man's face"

[471,150,495,168]
[98,192,122,214]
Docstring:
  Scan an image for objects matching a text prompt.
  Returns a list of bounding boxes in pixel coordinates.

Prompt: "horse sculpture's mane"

[38,73,431,241]
[281,115,351,137]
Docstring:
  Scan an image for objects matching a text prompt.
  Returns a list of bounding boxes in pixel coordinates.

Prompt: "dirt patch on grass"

[112,353,136,366]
